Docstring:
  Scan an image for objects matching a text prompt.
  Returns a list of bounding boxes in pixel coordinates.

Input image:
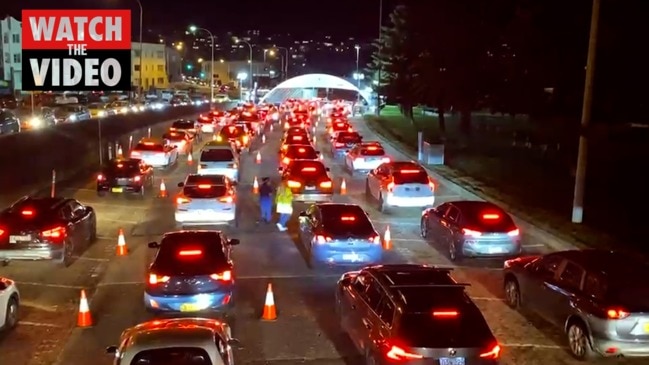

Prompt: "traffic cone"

[262,134,266,144]
[116,228,127,256]
[383,226,392,250]
[261,283,277,321]
[117,145,123,158]
[256,151,262,164]
[253,177,259,194]
[212,134,217,140]
[340,179,347,195]
[187,152,193,165]
[77,289,93,327]
[159,179,167,198]
[270,123,274,132]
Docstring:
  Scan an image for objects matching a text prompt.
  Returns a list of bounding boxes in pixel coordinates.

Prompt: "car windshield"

[336,132,361,143]
[289,161,327,175]
[219,126,244,138]
[134,143,164,152]
[130,347,213,365]
[183,184,227,199]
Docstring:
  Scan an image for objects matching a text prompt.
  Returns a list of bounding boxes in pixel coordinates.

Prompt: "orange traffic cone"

[340,179,347,195]
[77,289,93,327]
[262,134,266,144]
[116,228,127,256]
[187,152,193,165]
[383,226,392,250]
[253,177,259,194]
[159,179,167,198]
[256,151,262,164]
[261,283,277,321]
[117,145,123,158]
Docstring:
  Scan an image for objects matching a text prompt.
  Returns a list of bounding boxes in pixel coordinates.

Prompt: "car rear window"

[134,143,164,152]
[361,147,385,156]
[332,122,350,131]
[290,161,327,175]
[200,149,234,162]
[461,205,517,233]
[336,133,361,143]
[163,133,185,141]
[286,146,318,159]
[183,184,228,199]
[219,126,244,138]
[392,168,429,184]
[104,162,139,177]
[238,113,258,122]
[153,238,227,275]
[321,206,374,236]
[130,347,213,365]
[172,122,194,129]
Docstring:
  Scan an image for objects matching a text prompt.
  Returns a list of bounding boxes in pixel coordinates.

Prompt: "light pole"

[134,0,143,98]
[237,72,248,101]
[189,25,215,106]
[275,46,289,80]
[354,45,361,89]
[376,0,384,115]
[234,38,253,99]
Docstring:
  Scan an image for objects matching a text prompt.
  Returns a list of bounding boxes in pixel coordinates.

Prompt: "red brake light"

[293,136,303,141]
[210,270,232,281]
[229,126,235,132]
[370,235,380,244]
[482,213,501,220]
[334,142,344,147]
[319,181,333,189]
[130,151,141,156]
[133,176,141,182]
[97,174,104,180]
[21,209,35,216]
[198,184,211,189]
[386,345,423,361]
[462,228,482,237]
[298,148,306,153]
[400,169,421,174]
[347,128,353,132]
[178,249,202,256]
[340,216,356,221]
[367,146,378,150]
[480,344,501,359]
[116,163,124,168]
[144,142,155,145]
[148,274,170,285]
[607,308,629,319]
[507,228,520,236]
[315,235,332,244]
[287,180,301,188]
[433,310,458,318]
[336,123,344,127]
[0,228,5,237]
[302,167,317,172]
[428,179,435,190]
[282,157,291,164]
[42,226,66,240]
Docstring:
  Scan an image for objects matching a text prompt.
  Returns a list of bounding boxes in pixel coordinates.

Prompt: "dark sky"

[2,0,382,38]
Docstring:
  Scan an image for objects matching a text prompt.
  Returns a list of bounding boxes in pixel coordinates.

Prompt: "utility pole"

[571,0,601,224]
[376,0,384,115]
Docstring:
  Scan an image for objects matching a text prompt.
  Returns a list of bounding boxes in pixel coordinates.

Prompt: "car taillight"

[0,228,6,237]
[41,226,66,241]
[507,228,520,236]
[387,182,395,192]
[282,157,291,165]
[97,174,104,181]
[385,345,423,361]
[370,235,380,244]
[479,344,501,359]
[462,228,482,237]
[284,122,289,129]
[428,179,435,190]
[148,273,170,285]
[176,196,191,204]
[287,180,301,188]
[607,308,629,319]
[133,175,141,182]
[334,143,344,147]
[319,181,332,189]
[210,270,232,282]
[130,151,141,157]
[315,235,332,244]
[219,196,234,203]
[242,135,249,144]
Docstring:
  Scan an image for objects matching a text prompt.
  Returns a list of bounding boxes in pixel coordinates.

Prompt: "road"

[1,114,642,365]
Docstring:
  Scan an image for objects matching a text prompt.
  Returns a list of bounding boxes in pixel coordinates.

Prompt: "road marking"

[522,244,545,248]
[20,321,61,328]
[20,300,59,312]
[15,281,83,290]
[503,342,565,350]
[72,256,110,262]
[470,296,504,301]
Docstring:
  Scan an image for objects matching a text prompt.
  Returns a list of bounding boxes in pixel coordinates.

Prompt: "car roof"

[557,249,649,277]
[161,230,223,244]
[137,137,164,145]
[365,264,460,288]
[8,196,67,213]
[124,318,226,352]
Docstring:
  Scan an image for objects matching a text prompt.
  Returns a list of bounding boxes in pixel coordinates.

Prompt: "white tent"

[261,73,369,103]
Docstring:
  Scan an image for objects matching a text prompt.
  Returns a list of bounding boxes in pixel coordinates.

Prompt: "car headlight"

[30,117,43,127]
[121,107,128,113]
[69,114,77,121]
[98,111,106,117]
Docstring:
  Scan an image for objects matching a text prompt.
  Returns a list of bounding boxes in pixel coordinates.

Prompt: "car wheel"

[57,240,73,267]
[2,297,18,331]
[504,278,521,309]
[420,218,429,238]
[449,241,459,261]
[567,321,594,360]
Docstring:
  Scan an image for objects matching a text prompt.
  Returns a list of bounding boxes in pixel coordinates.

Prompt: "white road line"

[20,300,59,312]
[15,281,83,290]
[20,321,62,328]
[72,256,110,262]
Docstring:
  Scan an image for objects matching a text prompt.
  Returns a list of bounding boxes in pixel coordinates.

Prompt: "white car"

[344,142,391,176]
[365,161,436,212]
[130,138,179,168]
[0,277,19,332]
[106,318,238,365]
[213,94,230,103]
[175,174,238,227]
[197,146,239,182]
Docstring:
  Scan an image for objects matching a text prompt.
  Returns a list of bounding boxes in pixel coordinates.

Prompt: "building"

[200,60,276,87]
[131,42,168,91]
[0,16,22,92]
[165,47,182,83]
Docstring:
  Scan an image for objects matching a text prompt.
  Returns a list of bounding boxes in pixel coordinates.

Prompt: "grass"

[364,105,648,251]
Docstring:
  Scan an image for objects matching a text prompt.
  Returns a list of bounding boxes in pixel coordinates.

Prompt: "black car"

[0,196,97,266]
[336,264,501,365]
[0,109,21,134]
[97,158,154,197]
[278,160,333,202]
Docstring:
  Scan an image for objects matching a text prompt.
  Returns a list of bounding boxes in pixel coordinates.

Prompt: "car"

[163,130,193,155]
[191,95,208,106]
[97,158,154,197]
[87,102,114,118]
[215,125,250,154]
[421,201,521,261]
[197,114,218,134]
[330,131,363,159]
[326,113,347,127]
[280,132,312,150]
[213,93,230,103]
[109,100,130,114]
[130,138,179,168]
[236,111,261,131]
[170,119,200,140]
[298,203,381,266]
[328,120,352,139]
[197,146,239,181]
[144,230,240,314]
[366,162,436,213]
[206,110,227,125]
[344,142,391,176]
[283,116,307,130]
[0,277,19,332]
[336,264,501,365]
[280,144,320,169]
[291,109,311,126]
[106,317,238,365]
[503,249,649,360]
[234,121,256,137]
[284,126,311,138]
[0,196,97,266]
[175,175,238,227]
[278,160,333,202]
[0,109,21,134]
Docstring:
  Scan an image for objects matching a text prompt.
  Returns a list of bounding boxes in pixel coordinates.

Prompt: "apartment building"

[131,42,169,90]
[0,16,22,92]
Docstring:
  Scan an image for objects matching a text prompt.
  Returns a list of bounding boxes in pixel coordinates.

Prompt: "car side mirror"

[228,238,240,246]
[326,167,330,172]
[299,211,307,217]
[177,182,184,187]
[106,346,118,354]
[148,241,159,248]
[227,338,244,349]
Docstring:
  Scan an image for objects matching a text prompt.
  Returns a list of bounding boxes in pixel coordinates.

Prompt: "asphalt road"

[0,113,642,365]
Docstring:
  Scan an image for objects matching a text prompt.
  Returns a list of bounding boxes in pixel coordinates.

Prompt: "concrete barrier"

[0,105,210,205]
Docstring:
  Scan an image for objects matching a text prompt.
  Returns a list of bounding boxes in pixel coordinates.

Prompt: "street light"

[237,72,248,101]
[354,45,361,89]
[197,58,204,63]
[274,46,289,80]
[175,42,183,51]
[376,0,384,115]
[219,59,225,63]
[189,25,215,106]
[233,38,253,100]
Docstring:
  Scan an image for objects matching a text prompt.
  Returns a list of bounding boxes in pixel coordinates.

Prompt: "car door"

[346,146,358,169]
[520,254,564,314]
[367,165,386,198]
[69,200,92,245]
[302,206,319,249]
[426,203,449,241]
[357,276,385,354]
[439,205,461,246]
[541,260,585,326]
[339,272,371,349]
[368,295,396,358]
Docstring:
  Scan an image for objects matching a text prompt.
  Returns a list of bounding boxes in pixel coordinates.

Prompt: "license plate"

[439,358,465,365]
[644,323,649,333]
[9,235,31,243]
[305,186,315,190]
[342,253,359,261]
[179,303,201,312]
[111,187,123,193]
[488,246,504,254]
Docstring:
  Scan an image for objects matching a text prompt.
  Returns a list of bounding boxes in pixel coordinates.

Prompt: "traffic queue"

[1,98,649,364]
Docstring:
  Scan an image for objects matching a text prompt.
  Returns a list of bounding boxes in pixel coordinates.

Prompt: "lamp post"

[354,45,361,89]
[189,25,215,106]
[234,38,253,99]
[275,46,289,80]
[237,72,248,101]
[376,0,384,115]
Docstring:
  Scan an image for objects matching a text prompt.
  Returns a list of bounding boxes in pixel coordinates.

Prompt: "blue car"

[144,230,240,314]
[298,203,382,266]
